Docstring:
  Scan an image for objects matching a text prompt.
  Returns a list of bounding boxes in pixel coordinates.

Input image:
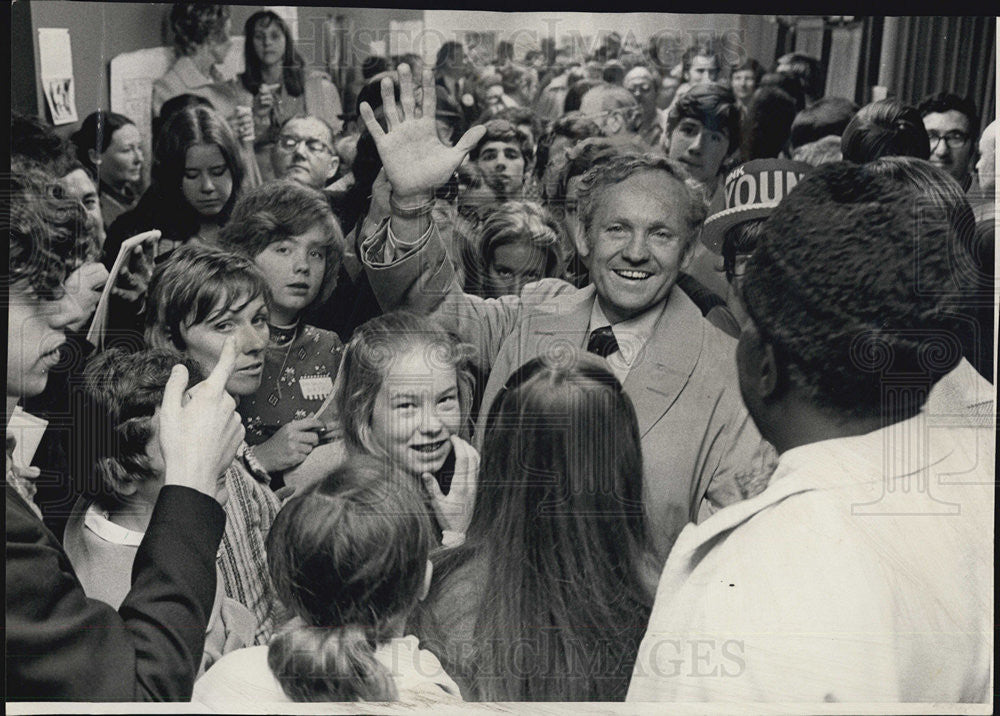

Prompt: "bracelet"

[441,529,466,548]
[389,193,435,219]
[242,444,269,481]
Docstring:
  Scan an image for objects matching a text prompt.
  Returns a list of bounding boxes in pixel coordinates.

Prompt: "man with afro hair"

[629,162,993,703]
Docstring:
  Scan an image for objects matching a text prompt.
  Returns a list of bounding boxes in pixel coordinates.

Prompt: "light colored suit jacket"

[362,221,774,589]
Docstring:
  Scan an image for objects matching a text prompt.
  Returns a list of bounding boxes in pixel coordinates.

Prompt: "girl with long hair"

[105,104,246,265]
[411,353,653,701]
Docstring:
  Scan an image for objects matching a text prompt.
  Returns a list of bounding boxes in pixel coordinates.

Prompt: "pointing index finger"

[205,336,238,392]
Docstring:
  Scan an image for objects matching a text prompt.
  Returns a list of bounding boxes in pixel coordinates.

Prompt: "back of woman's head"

[336,311,472,459]
[70,111,135,172]
[440,353,648,700]
[169,3,230,57]
[266,457,434,701]
[152,105,245,220]
[841,99,931,163]
[476,353,644,556]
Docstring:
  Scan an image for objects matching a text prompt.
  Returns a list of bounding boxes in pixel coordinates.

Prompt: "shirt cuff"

[384,220,434,264]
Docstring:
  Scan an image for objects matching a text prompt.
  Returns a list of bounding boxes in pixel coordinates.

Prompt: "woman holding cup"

[214,10,344,180]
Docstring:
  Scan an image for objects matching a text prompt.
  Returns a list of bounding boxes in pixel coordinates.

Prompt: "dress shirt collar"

[588,298,667,368]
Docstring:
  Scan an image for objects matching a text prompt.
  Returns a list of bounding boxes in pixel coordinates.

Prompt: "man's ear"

[754,333,780,400]
[570,220,592,262]
[88,148,101,167]
[679,235,699,271]
[325,154,341,182]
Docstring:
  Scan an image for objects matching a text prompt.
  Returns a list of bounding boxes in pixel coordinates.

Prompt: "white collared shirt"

[587,299,666,384]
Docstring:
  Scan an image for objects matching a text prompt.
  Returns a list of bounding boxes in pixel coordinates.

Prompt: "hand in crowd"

[159,336,245,502]
[61,261,109,331]
[422,435,479,536]
[230,106,256,146]
[255,83,280,112]
[253,417,327,474]
[111,231,157,303]
[359,63,486,201]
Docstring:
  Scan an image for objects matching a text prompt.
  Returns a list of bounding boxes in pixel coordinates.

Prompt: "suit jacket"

[5,484,225,701]
[362,220,773,586]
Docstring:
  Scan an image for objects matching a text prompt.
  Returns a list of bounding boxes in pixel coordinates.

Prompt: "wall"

[18,2,425,136]
[25,2,260,136]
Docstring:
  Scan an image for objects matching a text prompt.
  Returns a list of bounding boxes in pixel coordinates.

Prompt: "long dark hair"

[266,458,435,701]
[241,11,305,97]
[149,105,245,237]
[421,354,651,701]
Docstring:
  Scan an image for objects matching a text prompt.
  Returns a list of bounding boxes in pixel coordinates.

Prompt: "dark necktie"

[586,326,620,358]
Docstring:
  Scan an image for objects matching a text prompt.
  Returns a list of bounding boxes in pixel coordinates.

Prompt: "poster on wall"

[37,27,78,125]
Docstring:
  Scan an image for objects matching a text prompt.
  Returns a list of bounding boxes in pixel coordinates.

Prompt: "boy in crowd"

[219,180,346,489]
[663,83,743,300]
[919,92,980,189]
[699,158,814,330]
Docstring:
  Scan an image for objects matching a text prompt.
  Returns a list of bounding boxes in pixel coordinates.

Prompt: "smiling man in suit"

[355,65,774,589]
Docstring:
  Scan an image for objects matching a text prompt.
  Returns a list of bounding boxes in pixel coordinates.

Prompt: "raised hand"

[422,435,479,536]
[159,336,245,501]
[111,231,157,302]
[359,63,485,201]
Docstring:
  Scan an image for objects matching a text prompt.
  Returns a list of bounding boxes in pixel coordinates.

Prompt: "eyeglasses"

[276,135,331,154]
[928,131,970,149]
[626,82,652,93]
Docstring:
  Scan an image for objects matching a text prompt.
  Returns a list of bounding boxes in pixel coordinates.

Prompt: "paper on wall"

[38,28,78,125]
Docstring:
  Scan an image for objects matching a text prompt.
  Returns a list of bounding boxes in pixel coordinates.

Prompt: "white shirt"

[587,299,666,384]
[628,414,994,703]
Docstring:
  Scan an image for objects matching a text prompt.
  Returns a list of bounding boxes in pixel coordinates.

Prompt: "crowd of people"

[6,3,996,707]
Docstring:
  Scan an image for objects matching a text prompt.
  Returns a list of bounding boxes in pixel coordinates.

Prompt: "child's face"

[485,240,547,298]
[369,345,462,479]
[253,224,328,325]
[180,294,269,396]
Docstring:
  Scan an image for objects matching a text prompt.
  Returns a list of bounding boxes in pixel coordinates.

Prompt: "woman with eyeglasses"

[213,10,344,181]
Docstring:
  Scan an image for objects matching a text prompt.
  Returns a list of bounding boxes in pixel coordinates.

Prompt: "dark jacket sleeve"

[5,484,226,701]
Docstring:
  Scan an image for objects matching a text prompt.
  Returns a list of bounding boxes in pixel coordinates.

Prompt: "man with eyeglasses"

[270,116,340,190]
[918,92,979,190]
